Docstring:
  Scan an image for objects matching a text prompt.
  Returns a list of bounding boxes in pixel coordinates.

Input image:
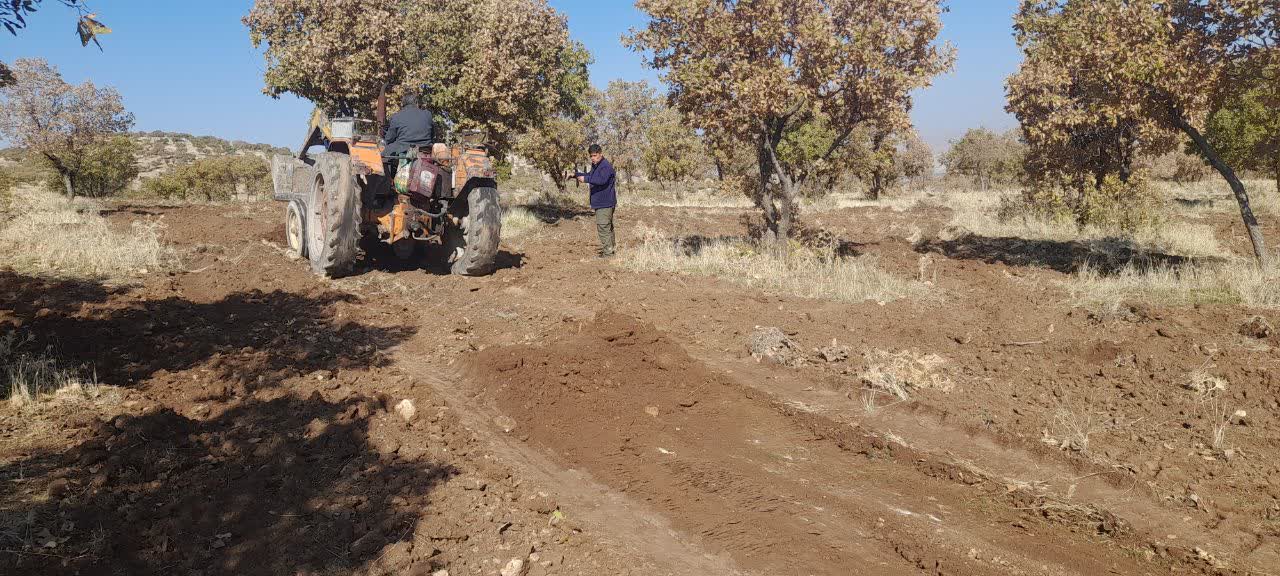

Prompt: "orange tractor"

[271,104,500,277]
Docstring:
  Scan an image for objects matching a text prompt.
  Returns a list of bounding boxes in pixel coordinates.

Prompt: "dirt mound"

[467,311,714,445]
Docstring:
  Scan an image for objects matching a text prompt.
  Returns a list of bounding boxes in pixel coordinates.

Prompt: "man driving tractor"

[382,92,434,157]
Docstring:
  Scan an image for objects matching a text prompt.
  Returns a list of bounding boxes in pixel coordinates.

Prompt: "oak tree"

[245,0,588,154]
[940,128,1024,191]
[593,80,660,184]
[0,58,134,199]
[642,105,705,188]
[627,0,953,243]
[1008,0,1277,264]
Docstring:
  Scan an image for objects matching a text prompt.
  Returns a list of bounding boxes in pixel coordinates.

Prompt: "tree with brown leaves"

[1008,0,1277,264]
[245,0,589,154]
[0,58,134,199]
[593,80,660,184]
[627,0,953,244]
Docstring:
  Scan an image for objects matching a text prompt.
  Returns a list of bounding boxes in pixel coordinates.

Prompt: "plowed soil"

[2,196,1278,576]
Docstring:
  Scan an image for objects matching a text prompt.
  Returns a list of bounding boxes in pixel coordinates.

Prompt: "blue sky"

[0,1,1021,153]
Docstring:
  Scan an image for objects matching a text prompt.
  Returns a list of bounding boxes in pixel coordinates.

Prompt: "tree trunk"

[754,134,779,241]
[61,172,75,199]
[42,153,76,199]
[1172,107,1268,266]
[761,120,796,247]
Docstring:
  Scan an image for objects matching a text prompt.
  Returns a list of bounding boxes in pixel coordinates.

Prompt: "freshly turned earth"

[2,197,1278,575]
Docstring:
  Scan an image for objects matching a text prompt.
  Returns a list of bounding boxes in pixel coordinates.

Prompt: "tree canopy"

[940,128,1024,191]
[1007,0,1277,263]
[0,58,134,198]
[627,0,953,243]
[245,0,589,154]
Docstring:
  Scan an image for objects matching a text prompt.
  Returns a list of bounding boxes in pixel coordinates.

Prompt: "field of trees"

[1,1,1278,575]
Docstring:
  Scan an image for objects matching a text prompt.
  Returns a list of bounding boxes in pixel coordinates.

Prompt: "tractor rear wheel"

[306,152,361,278]
[445,186,501,275]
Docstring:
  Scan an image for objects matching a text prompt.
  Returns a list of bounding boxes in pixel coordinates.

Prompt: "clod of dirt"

[749,326,803,366]
[395,399,418,423]
[816,340,850,363]
[1240,316,1273,339]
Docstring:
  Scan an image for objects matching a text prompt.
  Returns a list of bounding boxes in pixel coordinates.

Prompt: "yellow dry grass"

[501,205,542,240]
[620,225,933,304]
[1062,256,1280,315]
[940,190,1224,258]
[1,330,103,408]
[0,186,178,280]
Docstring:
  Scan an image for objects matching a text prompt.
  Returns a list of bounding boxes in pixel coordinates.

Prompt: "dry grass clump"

[621,180,753,208]
[1157,178,1280,216]
[621,226,933,304]
[942,190,1223,258]
[1063,257,1280,315]
[1185,363,1229,396]
[500,205,542,239]
[859,349,953,400]
[1,331,101,408]
[0,186,177,280]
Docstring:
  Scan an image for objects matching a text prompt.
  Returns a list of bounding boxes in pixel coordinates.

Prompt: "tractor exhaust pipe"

[376,83,387,139]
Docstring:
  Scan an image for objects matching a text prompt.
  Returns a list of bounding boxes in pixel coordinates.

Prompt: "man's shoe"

[597,251,615,259]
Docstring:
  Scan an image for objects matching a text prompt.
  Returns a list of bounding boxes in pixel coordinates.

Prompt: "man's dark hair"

[588,144,602,154]
[401,93,420,108]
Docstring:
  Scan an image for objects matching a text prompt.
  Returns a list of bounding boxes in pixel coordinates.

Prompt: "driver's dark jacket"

[382,105,434,157]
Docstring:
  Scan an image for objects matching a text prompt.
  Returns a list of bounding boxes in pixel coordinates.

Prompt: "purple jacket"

[576,158,617,209]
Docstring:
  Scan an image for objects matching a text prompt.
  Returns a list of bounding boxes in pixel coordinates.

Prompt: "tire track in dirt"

[460,311,1184,575]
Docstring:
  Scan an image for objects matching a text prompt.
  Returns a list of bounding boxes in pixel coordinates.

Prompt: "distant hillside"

[132,131,291,179]
[0,133,290,192]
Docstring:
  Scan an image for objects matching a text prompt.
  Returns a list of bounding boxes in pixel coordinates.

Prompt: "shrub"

[39,135,139,198]
[0,167,13,212]
[138,154,271,201]
[1006,174,1163,234]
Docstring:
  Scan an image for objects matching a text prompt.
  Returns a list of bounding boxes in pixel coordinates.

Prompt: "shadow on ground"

[672,233,866,259]
[916,233,1217,275]
[0,270,415,388]
[522,200,592,224]
[1,394,454,575]
[0,269,450,575]
[356,238,525,276]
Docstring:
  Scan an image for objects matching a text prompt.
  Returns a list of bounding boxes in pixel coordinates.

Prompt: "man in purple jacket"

[573,144,617,257]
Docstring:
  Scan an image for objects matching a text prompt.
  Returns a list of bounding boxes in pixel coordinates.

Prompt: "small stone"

[395,399,418,423]
[494,415,517,433]
[431,571,449,576]
[644,406,659,417]
[500,558,527,576]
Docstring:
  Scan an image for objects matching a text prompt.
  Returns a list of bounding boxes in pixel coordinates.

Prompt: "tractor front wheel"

[285,199,307,259]
[306,152,361,278]
[444,186,501,275]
